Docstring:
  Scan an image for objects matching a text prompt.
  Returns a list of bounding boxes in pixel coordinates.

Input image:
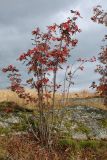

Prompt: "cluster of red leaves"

[35,78,49,89]
[90,81,107,96]
[91,6,107,99]
[2,65,36,103]
[77,56,96,62]
[97,84,107,95]
[18,11,81,91]
[91,5,107,26]
[2,65,19,72]
[4,108,13,113]
[32,27,40,35]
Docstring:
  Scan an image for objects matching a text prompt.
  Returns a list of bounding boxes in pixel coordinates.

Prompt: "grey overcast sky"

[0,0,106,91]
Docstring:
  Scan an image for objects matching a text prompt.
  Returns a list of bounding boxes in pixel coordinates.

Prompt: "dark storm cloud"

[0,0,106,90]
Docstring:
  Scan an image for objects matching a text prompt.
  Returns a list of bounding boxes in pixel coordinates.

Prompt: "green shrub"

[58,138,79,151]
[0,127,11,135]
[99,119,107,128]
[75,122,91,135]
[11,122,28,132]
[79,140,100,150]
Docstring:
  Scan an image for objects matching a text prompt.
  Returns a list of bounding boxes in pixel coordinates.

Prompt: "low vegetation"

[0,100,107,159]
[0,135,107,160]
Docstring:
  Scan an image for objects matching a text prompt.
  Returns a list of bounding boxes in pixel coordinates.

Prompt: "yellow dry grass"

[0,89,37,109]
[0,89,106,110]
[0,89,93,101]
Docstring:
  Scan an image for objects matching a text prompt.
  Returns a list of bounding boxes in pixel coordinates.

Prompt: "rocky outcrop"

[0,101,107,140]
[55,106,107,140]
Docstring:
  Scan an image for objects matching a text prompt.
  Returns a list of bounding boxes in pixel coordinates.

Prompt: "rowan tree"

[2,10,83,146]
[91,6,107,105]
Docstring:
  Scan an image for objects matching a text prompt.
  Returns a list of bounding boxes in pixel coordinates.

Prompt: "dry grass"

[0,89,106,110]
[54,90,107,110]
[53,90,95,100]
[0,134,107,160]
[0,89,94,101]
[0,89,37,109]
[0,134,65,160]
[66,90,95,98]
